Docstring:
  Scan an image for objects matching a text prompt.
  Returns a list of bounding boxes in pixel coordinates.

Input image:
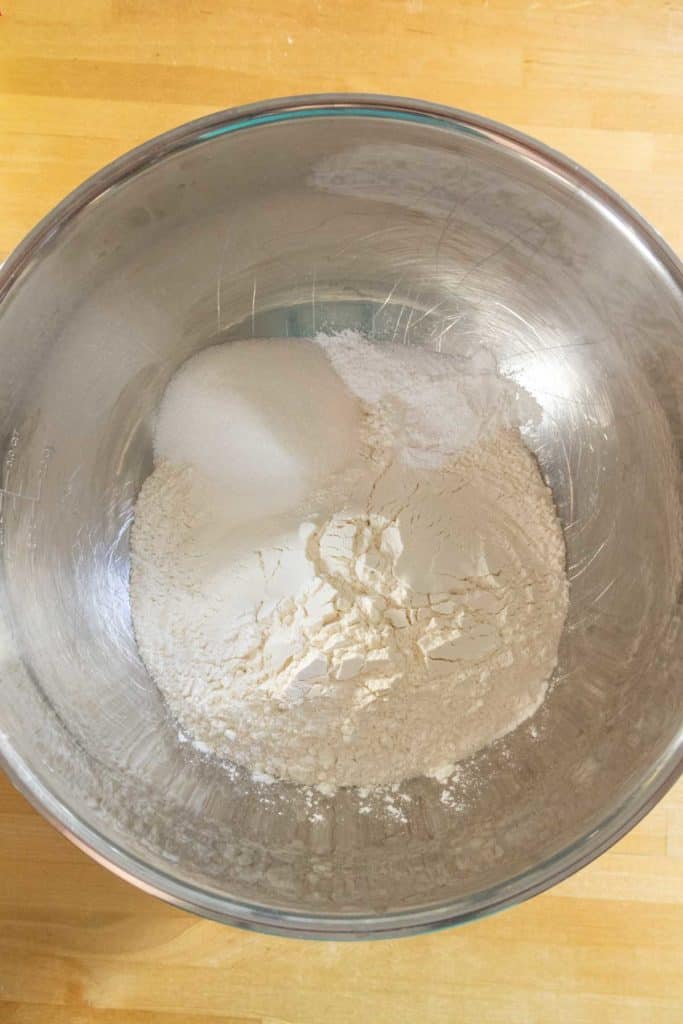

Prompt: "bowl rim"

[0,92,681,939]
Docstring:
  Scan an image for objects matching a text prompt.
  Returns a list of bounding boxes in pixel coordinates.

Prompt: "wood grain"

[0,1,681,1020]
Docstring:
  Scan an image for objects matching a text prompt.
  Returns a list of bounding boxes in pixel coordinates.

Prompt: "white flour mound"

[130,334,568,789]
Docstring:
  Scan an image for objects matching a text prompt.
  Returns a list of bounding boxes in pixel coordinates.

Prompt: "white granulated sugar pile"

[130,332,568,790]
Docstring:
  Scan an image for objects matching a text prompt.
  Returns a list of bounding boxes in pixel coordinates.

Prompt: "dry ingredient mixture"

[130,332,568,791]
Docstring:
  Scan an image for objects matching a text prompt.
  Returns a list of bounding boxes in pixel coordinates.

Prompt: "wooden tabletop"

[1,2,682,1021]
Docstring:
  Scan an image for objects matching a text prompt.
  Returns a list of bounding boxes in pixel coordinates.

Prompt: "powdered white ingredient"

[314,331,540,469]
[130,334,568,790]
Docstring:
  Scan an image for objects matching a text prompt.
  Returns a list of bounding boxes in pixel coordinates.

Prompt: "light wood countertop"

[1,1,681,1020]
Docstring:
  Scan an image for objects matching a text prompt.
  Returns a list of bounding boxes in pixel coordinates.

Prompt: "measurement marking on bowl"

[0,437,53,550]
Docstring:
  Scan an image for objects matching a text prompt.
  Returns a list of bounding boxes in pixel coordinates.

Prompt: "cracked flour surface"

[130,333,568,790]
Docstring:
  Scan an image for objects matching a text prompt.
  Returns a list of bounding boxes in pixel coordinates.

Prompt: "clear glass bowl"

[0,95,681,938]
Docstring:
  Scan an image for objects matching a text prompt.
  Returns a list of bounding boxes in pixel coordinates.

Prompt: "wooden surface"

[1,1,682,1021]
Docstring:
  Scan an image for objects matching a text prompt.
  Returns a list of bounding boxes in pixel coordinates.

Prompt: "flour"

[130,333,568,790]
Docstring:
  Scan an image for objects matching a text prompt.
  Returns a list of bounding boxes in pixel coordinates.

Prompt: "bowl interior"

[0,102,681,936]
